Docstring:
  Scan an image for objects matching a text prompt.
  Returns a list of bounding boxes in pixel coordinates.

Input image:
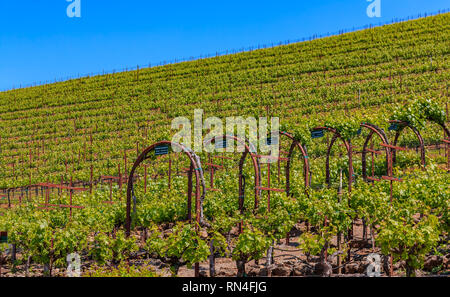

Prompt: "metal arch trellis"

[360,122,392,180]
[280,131,311,194]
[125,140,207,238]
[309,122,392,265]
[311,126,354,191]
[202,134,261,213]
[389,120,426,169]
[267,131,310,245]
[312,122,395,188]
[389,119,450,170]
[203,131,311,214]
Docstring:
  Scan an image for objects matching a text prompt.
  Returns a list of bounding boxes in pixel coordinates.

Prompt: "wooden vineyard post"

[195,262,200,278]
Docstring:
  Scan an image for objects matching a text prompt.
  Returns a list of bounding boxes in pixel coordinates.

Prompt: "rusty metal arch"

[389,120,426,168]
[279,131,310,195]
[440,123,450,140]
[125,140,206,237]
[390,120,450,169]
[311,126,352,187]
[360,122,392,180]
[203,135,261,213]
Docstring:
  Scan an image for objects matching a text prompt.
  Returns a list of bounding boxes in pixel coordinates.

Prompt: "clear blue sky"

[0,0,448,91]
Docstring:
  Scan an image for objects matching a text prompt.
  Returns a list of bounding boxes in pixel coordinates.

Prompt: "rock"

[393,260,406,270]
[314,262,332,276]
[271,264,292,276]
[259,267,268,276]
[292,263,313,276]
[284,260,296,266]
[424,256,443,271]
[444,255,449,269]
[247,266,268,276]
[246,267,258,277]
[345,263,359,274]
[216,269,235,277]
[349,239,371,249]
[358,260,370,274]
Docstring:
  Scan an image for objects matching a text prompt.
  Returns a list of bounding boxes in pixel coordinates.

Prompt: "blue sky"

[0,0,448,91]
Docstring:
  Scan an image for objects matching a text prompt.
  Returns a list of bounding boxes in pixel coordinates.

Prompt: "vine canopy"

[392,97,446,129]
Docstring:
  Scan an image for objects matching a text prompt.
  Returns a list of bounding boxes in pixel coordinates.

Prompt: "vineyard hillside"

[0,13,448,188]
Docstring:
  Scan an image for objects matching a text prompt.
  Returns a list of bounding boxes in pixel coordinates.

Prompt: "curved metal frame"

[390,120,450,169]
[360,123,392,179]
[125,140,206,237]
[390,120,426,168]
[311,126,352,187]
[203,135,261,213]
[279,131,310,195]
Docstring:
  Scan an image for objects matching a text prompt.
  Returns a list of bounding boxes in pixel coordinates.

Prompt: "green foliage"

[377,214,441,276]
[232,226,272,263]
[392,97,446,129]
[324,116,363,140]
[298,232,324,256]
[280,123,312,145]
[146,223,209,272]
[85,262,159,277]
